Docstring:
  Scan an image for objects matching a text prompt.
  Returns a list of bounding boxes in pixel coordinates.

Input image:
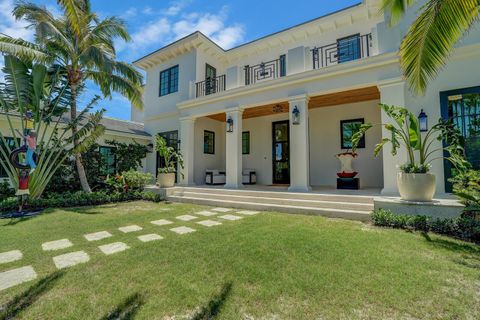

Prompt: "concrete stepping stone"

[170,226,196,235]
[212,207,233,213]
[53,251,90,269]
[84,231,112,242]
[176,215,198,221]
[0,266,37,291]
[196,210,217,216]
[237,210,260,215]
[151,219,173,226]
[196,220,222,227]
[118,225,143,233]
[98,242,130,255]
[138,234,163,242]
[0,250,22,264]
[219,214,243,221]
[42,239,73,251]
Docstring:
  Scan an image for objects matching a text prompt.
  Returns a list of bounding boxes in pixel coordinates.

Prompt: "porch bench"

[205,169,226,185]
[242,169,257,185]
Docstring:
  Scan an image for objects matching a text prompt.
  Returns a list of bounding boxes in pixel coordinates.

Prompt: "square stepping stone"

[42,239,73,251]
[151,219,173,226]
[0,266,37,291]
[138,234,163,242]
[197,220,222,227]
[237,210,260,215]
[196,210,217,217]
[0,250,22,264]
[212,207,233,213]
[176,215,198,221]
[219,214,243,221]
[170,226,196,235]
[84,231,112,242]
[53,251,90,269]
[98,242,130,255]
[118,225,143,233]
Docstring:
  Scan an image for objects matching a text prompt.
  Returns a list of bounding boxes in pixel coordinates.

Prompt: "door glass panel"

[272,121,290,184]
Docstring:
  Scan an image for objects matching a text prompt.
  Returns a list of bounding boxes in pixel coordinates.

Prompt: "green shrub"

[371,209,480,243]
[0,181,15,202]
[122,169,153,191]
[450,169,480,216]
[0,190,163,213]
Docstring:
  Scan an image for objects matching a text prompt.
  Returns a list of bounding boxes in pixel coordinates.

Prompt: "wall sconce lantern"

[418,109,428,132]
[226,116,234,133]
[292,106,300,125]
[147,143,154,153]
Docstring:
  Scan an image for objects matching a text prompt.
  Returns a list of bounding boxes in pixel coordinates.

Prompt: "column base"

[288,185,312,193]
[224,183,244,189]
[381,186,399,196]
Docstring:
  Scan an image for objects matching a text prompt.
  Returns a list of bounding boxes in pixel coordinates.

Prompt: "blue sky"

[0,0,360,120]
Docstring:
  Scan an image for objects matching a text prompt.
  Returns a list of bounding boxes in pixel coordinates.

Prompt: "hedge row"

[371,209,480,243]
[0,191,163,213]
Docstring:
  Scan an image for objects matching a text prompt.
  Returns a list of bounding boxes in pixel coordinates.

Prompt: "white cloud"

[0,0,34,40]
[164,0,191,16]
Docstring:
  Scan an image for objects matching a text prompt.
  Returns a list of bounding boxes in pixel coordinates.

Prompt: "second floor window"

[337,34,361,64]
[159,65,179,96]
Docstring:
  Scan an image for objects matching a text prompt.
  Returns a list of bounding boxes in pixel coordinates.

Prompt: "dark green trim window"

[159,65,179,96]
[279,55,286,77]
[242,131,250,154]
[99,146,116,175]
[204,130,215,154]
[0,137,19,178]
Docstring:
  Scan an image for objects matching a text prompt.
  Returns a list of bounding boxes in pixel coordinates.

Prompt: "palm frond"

[400,0,480,94]
[0,35,48,62]
[381,0,418,26]
[57,0,87,37]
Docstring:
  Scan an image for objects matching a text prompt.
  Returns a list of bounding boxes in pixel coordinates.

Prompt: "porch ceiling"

[205,86,380,122]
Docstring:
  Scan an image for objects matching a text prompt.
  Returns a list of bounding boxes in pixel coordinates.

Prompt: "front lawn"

[0,201,479,319]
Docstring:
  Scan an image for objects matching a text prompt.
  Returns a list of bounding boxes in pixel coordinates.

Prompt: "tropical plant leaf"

[381,0,418,26]
[0,36,48,62]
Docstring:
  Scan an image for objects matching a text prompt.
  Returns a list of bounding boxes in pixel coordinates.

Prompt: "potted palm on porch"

[155,136,184,188]
[352,104,468,201]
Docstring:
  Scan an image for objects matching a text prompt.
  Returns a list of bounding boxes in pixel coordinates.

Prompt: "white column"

[225,108,243,189]
[179,117,195,186]
[378,78,408,195]
[288,95,311,192]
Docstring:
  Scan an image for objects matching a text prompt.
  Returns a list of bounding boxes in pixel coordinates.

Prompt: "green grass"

[0,201,479,319]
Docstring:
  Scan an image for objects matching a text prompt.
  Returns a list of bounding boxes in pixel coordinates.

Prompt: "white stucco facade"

[132,0,480,196]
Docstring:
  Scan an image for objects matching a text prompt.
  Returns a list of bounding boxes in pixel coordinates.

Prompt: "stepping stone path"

[53,251,90,269]
[237,210,260,215]
[138,234,163,242]
[196,220,222,227]
[0,250,23,264]
[170,226,196,235]
[42,239,73,251]
[84,231,112,242]
[118,225,143,233]
[151,219,173,226]
[0,266,37,291]
[98,242,129,255]
[176,215,198,221]
[212,207,233,213]
[196,210,217,217]
[219,214,243,221]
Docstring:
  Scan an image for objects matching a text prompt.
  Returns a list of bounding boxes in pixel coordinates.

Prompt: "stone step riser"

[172,191,373,211]
[167,195,371,222]
[170,187,374,204]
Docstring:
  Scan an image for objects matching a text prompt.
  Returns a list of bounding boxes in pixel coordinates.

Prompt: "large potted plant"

[155,136,184,188]
[352,104,467,201]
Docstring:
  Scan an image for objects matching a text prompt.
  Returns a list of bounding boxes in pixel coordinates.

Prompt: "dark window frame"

[99,146,117,176]
[337,33,361,64]
[242,131,250,154]
[203,130,215,155]
[340,118,365,149]
[156,130,179,182]
[159,65,179,97]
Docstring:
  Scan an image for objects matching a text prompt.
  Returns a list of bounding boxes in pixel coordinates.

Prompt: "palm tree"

[0,0,143,192]
[382,0,479,94]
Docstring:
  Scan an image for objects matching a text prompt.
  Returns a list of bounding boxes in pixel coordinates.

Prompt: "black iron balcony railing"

[311,33,372,69]
[244,55,286,86]
[195,75,226,98]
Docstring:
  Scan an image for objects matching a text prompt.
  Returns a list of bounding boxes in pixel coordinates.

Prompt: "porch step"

[165,187,373,222]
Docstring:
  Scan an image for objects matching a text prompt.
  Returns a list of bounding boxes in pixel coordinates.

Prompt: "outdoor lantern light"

[418,109,428,132]
[292,106,300,125]
[226,116,234,132]
[147,143,154,153]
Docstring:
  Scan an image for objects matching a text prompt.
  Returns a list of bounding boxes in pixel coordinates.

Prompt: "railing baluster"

[195,74,226,98]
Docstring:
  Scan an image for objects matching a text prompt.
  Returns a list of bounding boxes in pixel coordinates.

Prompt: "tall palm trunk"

[70,76,91,193]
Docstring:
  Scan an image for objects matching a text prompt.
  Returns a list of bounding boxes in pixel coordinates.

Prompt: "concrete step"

[170,187,374,204]
[167,195,371,222]
[171,191,373,211]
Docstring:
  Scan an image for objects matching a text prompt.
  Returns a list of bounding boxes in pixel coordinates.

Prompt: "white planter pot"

[397,172,436,202]
[157,173,175,188]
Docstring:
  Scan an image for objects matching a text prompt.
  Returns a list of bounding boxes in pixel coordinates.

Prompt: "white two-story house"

[133,0,480,196]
